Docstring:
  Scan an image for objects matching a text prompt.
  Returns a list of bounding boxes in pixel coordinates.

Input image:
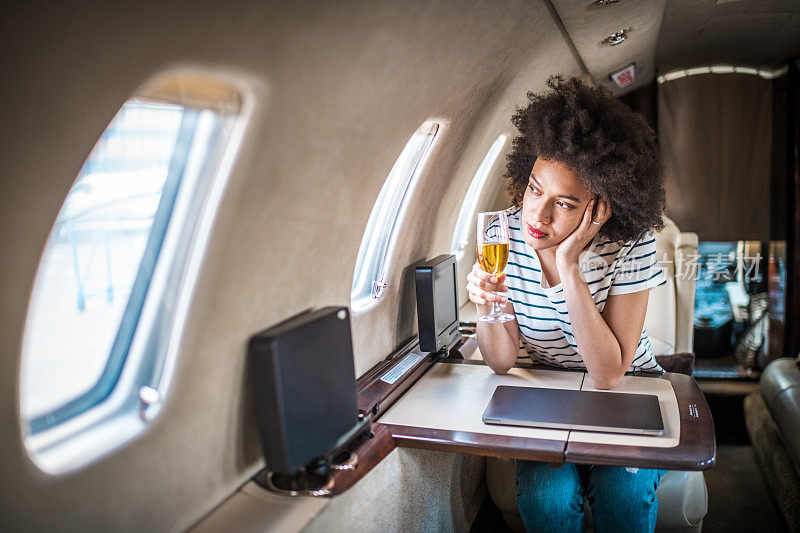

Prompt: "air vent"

[600,28,631,46]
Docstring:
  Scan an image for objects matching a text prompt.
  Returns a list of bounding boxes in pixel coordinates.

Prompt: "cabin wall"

[0,1,582,531]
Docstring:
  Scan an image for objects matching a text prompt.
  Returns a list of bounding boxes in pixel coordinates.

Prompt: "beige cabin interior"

[1,1,799,531]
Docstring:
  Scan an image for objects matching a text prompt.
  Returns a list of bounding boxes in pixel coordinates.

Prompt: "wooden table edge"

[384,423,567,464]
[564,372,717,470]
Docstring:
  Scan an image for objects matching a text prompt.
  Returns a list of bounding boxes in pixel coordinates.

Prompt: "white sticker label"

[380,352,424,385]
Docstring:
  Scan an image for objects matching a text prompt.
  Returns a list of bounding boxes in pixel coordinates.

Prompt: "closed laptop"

[482,385,664,436]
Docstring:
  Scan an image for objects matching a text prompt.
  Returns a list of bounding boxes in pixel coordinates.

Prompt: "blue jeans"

[516,460,666,533]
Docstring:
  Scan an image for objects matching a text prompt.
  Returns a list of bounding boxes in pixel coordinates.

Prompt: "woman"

[466,76,667,533]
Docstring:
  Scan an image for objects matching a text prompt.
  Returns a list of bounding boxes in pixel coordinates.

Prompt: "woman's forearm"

[476,303,520,374]
[560,265,625,388]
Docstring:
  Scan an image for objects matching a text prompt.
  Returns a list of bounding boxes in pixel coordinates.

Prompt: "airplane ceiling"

[551,0,800,96]
[656,0,800,72]
[550,0,666,95]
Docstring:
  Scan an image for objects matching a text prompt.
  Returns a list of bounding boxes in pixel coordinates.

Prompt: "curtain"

[658,73,772,241]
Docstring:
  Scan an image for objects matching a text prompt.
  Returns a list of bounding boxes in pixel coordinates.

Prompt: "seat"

[744,357,800,531]
[484,217,708,532]
[646,217,699,356]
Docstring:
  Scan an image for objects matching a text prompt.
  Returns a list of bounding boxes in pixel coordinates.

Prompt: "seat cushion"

[744,390,800,531]
[486,457,707,531]
[654,469,708,529]
[655,352,696,376]
[645,219,680,355]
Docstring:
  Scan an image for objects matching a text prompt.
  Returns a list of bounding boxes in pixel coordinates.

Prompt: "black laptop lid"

[482,385,664,436]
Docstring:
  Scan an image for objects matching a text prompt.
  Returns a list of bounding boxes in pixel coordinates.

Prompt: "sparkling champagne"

[476,211,514,323]
[477,242,509,276]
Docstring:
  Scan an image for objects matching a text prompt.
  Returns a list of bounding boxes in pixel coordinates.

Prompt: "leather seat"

[744,357,800,530]
[483,217,708,532]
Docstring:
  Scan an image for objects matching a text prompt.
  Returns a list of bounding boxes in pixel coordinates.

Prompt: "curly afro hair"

[505,75,665,243]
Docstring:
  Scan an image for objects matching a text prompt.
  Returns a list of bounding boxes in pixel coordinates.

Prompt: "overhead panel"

[549,0,666,95]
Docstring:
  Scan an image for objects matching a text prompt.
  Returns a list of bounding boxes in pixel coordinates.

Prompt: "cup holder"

[254,450,359,496]
[330,450,358,471]
[260,470,335,497]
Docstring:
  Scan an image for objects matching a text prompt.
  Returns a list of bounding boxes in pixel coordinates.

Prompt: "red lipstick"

[527,224,547,239]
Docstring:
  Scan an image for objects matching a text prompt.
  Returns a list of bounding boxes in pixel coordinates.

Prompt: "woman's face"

[521,158,594,250]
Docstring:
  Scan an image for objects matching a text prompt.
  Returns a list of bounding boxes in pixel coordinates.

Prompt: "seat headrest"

[656,217,680,249]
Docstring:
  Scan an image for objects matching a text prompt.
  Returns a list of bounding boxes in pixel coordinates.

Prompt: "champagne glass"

[476,211,514,323]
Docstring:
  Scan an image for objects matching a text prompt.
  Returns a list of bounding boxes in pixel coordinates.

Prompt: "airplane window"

[450,135,507,259]
[351,122,439,309]
[20,87,241,444]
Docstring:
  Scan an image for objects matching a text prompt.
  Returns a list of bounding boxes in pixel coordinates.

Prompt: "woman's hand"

[466,261,508,311]
[555,197,612,273]
[468,262,518,374]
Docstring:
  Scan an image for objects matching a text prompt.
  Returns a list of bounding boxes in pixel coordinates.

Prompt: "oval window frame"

[19,69,253,474]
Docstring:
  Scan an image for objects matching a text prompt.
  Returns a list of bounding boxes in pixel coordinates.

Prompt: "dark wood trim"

[368,354,436,420]
[356,336,478,419]
[369,347,567,465]
[326,340,714,498]
[379,360,715,471]
[356,343,436,420]
[254,336,450,497]
[356,336,419,387]
[564,373,716,471]
[321,336,480,496]
[384,423,566,464]
[329,423,396,496]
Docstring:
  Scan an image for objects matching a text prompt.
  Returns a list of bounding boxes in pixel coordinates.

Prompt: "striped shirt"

[505,207,666,373]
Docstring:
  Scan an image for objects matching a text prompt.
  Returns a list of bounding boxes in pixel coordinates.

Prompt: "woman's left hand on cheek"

[555,198,612,270]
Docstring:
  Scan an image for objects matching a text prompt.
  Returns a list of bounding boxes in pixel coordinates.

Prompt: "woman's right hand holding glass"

[466,261,509,314]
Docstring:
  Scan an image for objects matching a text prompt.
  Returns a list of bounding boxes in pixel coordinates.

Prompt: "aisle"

[702,444,786,533]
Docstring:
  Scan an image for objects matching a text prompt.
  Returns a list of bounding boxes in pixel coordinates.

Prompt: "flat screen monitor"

[415,254,460,353]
